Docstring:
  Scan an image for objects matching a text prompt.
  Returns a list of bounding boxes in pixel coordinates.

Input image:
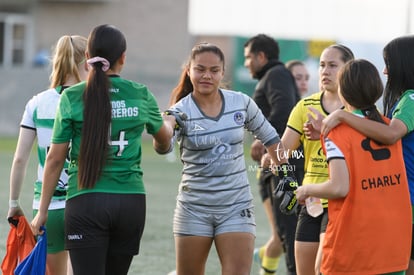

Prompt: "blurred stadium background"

[1,0,409,136]
[1,0,412,273]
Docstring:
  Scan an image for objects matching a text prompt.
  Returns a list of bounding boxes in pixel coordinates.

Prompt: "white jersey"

[171,89,280,213]
[21,87,68,210]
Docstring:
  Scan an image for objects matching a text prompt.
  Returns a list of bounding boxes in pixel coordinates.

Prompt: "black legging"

[69,247,133,275]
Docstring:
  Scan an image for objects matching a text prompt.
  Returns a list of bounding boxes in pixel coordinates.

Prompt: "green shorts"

[33,208,65,254]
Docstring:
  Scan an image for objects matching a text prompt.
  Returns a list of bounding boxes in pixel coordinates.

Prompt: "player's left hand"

[304,107,324,140]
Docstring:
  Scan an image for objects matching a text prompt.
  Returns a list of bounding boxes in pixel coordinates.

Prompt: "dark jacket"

[253,60,300,136]
[253,60,304,179]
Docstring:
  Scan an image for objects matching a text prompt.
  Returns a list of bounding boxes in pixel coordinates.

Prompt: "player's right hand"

[250,139,266,162]
[31,212,47,236]
[164,110,187,130]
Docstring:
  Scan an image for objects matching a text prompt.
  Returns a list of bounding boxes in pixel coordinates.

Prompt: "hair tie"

[87,56,110,72]
[361,105,377,116]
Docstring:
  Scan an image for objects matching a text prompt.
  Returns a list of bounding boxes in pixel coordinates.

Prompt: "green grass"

[0,137,287,274]
[0,137,19,152]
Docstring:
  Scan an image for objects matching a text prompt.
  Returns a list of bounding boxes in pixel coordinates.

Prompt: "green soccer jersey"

[392,89,414,205]
[52,76,163,199]
[21,87,69,210]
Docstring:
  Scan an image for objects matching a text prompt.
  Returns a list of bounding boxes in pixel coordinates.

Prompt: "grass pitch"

[0,137,286,274]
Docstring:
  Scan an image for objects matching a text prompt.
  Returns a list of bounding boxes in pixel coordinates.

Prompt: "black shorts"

[65,193,146,255]
[295,206,328,242]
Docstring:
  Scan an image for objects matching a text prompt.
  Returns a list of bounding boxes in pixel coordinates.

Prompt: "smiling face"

[187,51,224,97]
[319,47,347,93]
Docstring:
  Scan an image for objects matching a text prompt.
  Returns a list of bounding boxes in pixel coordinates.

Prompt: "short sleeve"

[52,92,72,143]
[145,91,163,135]
[323,136,344,162]
[286,100,306,135]
[20,96,37,129]
[393,90,414,132]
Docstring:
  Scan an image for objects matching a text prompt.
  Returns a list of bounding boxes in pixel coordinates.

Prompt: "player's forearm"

[38,144,67,214]
[302,180,346,199]
[266,142,289,166]
[38,161,64,214]
[339,111,397,144]
[9,159,29,201]
[153,122,174,154]
[9,128,35,201]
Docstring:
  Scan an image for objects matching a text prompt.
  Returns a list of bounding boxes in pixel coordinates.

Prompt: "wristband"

[9,199,20,208]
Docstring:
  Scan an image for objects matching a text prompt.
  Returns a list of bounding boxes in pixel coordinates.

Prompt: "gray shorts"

[173,201,256,237]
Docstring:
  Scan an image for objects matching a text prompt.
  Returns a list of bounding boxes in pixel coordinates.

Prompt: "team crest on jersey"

[233,112,244,125]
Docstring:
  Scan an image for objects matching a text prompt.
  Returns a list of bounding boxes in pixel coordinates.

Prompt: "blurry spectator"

[286,60,310,97]
[33,49,50,67]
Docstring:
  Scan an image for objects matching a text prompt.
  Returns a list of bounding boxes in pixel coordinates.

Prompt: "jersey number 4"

[109,129,129,157]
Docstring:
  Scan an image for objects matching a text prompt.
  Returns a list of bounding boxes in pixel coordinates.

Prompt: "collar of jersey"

[352,109,365,117]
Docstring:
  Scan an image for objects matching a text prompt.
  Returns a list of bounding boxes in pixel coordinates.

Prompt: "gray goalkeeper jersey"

[171,89,280,213]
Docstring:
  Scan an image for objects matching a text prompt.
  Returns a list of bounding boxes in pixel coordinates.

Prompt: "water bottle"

[305,197,323,217]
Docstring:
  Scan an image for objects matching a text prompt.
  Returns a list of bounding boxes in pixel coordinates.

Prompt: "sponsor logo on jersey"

[191,124,206,131]
[111,100,139,118]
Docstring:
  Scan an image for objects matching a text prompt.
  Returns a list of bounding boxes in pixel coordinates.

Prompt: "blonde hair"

[49,35,87,88]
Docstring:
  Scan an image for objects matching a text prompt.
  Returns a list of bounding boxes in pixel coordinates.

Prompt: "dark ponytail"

[78,24,126,189]
[338,59,385,124]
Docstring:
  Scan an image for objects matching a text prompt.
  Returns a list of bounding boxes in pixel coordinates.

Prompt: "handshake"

[163,109,188,131]
[273,163,299,215]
